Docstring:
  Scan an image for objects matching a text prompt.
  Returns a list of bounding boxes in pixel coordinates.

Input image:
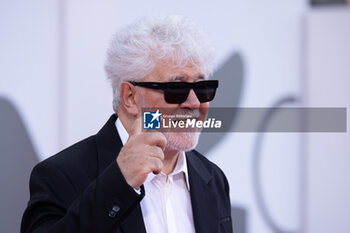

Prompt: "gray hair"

[104,14,215,111]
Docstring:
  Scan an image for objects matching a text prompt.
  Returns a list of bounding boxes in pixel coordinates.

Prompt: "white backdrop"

[304,8,350,233]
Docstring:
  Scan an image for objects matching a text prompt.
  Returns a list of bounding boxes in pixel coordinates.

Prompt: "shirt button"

[108,205,120,218]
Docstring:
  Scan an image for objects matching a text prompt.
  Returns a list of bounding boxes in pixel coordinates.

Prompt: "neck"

[162,149,181,175]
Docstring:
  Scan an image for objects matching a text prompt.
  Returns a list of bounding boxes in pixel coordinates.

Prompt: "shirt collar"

[144,151,190,190]
[115,118,190,191]
[116,117,129,145]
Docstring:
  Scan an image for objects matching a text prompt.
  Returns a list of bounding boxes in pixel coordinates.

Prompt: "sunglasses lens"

[164,87,190,104]
[193,81,218,103]
[163,81,218,104]
[194,88,217,103]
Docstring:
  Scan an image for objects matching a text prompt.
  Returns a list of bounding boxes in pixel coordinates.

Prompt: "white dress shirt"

[116,118,196,233]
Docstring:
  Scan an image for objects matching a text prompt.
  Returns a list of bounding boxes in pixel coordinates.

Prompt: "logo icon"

[143,110,161,129]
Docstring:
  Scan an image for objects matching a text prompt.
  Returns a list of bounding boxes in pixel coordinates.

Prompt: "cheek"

[200,102,209,108]
[200,103,209,118]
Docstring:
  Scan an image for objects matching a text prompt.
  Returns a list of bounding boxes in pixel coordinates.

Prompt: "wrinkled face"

[138,62,209,152]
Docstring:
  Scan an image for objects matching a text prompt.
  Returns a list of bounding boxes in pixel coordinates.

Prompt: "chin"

[164,131,200,152]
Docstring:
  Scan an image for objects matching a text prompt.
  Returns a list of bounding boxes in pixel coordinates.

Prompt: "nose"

[180,89,200,108]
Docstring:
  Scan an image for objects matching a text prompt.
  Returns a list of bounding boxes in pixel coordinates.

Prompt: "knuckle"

[151,146,163,157]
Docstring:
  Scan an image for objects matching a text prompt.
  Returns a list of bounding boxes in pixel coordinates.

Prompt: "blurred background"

[1,0,349,233]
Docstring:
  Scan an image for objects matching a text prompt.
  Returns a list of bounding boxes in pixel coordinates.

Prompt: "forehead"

[145,62,206,82]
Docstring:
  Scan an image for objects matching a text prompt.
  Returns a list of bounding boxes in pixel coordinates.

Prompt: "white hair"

[104,14,215,111]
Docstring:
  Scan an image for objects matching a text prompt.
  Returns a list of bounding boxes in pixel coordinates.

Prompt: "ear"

[119,82,139,116]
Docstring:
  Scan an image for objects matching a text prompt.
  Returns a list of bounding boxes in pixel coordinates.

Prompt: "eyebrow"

[171,74,206,81]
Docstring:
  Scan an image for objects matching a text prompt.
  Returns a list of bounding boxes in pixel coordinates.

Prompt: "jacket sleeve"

[21,160,144,233]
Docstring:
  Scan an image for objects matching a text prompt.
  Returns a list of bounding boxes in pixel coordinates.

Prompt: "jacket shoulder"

[34,135,99,189]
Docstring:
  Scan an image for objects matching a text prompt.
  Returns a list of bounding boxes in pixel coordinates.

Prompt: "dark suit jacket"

[21,114,233,233]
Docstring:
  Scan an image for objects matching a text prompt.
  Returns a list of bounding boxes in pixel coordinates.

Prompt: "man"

[21,15,232,233]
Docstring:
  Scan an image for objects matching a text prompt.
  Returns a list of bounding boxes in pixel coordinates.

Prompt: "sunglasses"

[129,80,219,104]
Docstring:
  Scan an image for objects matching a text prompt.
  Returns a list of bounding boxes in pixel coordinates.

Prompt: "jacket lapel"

[186,151,218,233]
[95,114,146,233]
[96,114,123,174]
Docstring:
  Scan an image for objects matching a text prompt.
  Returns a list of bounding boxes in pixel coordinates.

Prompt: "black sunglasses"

[129,80,219,104]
